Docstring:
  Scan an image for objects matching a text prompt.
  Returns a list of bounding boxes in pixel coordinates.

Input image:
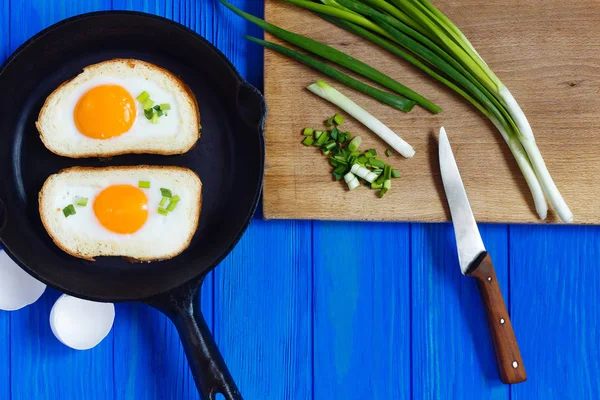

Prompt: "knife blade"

[438,126,527,384]
[438,127,486,274]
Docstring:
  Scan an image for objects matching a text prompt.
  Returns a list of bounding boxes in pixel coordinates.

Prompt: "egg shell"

[0,249,46,311]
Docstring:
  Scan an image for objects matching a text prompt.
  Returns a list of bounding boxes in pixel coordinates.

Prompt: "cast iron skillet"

[0,11,265,400]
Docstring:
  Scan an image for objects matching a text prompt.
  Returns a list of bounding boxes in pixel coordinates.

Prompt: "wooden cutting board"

[262,0,600,224]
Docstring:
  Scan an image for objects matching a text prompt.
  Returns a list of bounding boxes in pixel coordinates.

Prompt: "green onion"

[75,197,88,207]
[333,165,347,180]
[344,172,360,190]
[138,181,151,189]
[160,188,172,198]
[330,127,339,140]
[371,181,383,189]
[302,0,571,222]
[151,113,159,124]
[316,130,330,146]
[245,36,415,112]
[137,91,150,103]
[159,197,168,207]
[308,81,415,158]
[157,208,168,216]
[166,200,179,212]
[391,169,401,178]
[220,0,439,113]
[369,158,385,169]
[333,113,345,125]
[303,127,314,136]
[368,148,377,156]
[62,204,76,218]
[302,136,315,146]
[159,103,171,111]
[351,164,378,183]
[348,136,362,152]
[142,98,155,110]
[144,109,154,120]
[385,149,392,157]
[325,116,335,127]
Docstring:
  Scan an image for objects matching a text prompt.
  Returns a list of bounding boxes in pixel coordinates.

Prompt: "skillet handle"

[146,279,242,400]
[236,81,266,130]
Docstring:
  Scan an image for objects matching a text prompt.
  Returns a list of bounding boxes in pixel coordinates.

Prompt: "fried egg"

[39,166,202,261]
[36,59,200,158]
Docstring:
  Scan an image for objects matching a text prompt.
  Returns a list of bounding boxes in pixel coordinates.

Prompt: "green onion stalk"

[282,0,572,222]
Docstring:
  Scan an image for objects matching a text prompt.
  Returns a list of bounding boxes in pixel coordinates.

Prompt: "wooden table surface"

[1,1,599,399]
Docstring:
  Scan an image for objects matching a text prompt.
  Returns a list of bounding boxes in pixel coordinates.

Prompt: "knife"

[438,127,527,384]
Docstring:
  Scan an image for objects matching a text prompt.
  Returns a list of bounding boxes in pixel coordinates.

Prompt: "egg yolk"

[93,185,148,234]
[74,85,136,139]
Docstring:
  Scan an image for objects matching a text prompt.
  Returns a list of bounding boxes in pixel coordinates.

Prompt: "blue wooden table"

[1,1,598,399]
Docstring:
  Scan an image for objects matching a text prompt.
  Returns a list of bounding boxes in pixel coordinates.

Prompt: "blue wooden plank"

[0,1,11,396]
[9,0,110,53]
[411,223,510,399]
[106,1,213,399]
[312,221,411,400]
[212,2,312,399]
[216,218,313,399]
[509,225,600,399]
[10,288,115,398]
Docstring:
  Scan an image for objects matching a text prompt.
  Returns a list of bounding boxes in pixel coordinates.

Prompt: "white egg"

[39,166,202,262]
[36,59,200,158]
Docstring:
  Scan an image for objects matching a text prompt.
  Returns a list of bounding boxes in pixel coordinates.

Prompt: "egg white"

[47,173,199,259]
[62,76,181,142]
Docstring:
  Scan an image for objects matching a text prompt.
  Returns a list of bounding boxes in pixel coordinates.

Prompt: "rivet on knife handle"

[467,252,527,384]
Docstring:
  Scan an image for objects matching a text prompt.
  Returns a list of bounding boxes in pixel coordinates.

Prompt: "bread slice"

[39,166,202,262]
[36,59,200,158]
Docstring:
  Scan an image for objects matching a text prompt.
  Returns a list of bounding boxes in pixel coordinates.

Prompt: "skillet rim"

[0,10,266,302]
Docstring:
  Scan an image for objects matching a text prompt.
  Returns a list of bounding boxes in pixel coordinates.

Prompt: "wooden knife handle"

[468,253,527,384]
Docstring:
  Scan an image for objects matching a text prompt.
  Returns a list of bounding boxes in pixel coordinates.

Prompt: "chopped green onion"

[371,181,383,189]
[365,151,373,159]
[75,197,88,207]
[138,181,151,189]
[302,136,315,146]
[333,113,344,125]
[308,81,415,158]
[316,130,330,146]
[158,207,169,216]
[324,141,337,152]
[62,204,76,218]
[144,109,154,120]
[170,195,180,203]
[159,103,171,111]
[369,158,385,169]
[386,149,392,157]
[303,127,314,136]
[160,188,172,198]
[344,172,360,190]
[142,98,155,110]
[368,148,377,156]
[166,200,179,212]
[330,127,339,140]
[159,197,168,207]
[351,164,378,183]
[314,130,324,139]
[151,113,159,124]
[333,165,347,180]
[157,109,164,117]
[391,169,401,178]
[348,136,362,152]
[379,188,389,197]
[137,91,150,103]
[325,116,335,127]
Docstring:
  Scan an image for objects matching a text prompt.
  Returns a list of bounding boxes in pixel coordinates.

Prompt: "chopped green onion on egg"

[160,188,172,198]
[62,204,76,218]
[138,181,151,189]
[75,197,88,207]
[136,91,150,103]
[157,208,169,216]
